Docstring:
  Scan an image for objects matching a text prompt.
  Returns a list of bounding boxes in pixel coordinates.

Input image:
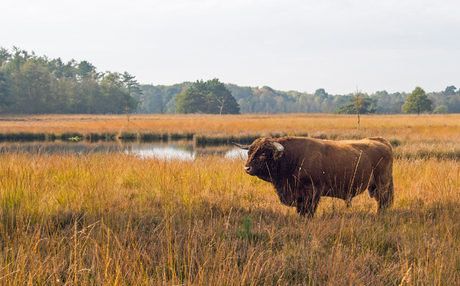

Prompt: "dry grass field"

[1,114,460,285]
[1,113,460,136]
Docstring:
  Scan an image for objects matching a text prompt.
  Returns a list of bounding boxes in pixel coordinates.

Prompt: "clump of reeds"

[138,132,169,142]
[195,134,262,147]
[292,131,309,137]
[389,138,403,147]
[313,133,328,139]
[169,132,194,141]
[83,132,101,142]
[0,132,47,142]
[47,133,57,141]
[99,132,117,141]
[118,131,138,141]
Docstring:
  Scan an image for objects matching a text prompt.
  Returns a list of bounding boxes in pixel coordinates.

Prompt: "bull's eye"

[259,152,267,159]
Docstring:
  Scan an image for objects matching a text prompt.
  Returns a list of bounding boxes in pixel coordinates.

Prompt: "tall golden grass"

[0,114,460,284]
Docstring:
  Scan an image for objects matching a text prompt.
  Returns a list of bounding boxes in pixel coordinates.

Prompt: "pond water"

[0,141,248,161]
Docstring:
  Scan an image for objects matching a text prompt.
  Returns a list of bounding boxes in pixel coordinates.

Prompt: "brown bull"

[234,136,394,217]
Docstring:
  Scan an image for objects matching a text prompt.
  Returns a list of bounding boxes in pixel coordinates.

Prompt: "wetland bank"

[1,114,460,284]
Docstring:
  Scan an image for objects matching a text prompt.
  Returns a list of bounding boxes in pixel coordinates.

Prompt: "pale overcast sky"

[2,0,459,94]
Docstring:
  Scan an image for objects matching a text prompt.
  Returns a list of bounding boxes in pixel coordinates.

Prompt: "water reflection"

[129,145,196,160]
[0,141,248,161]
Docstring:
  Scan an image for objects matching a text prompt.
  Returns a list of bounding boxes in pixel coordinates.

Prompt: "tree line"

[1,47,458,115]
[0,47,140,114]
[139,83,459,115]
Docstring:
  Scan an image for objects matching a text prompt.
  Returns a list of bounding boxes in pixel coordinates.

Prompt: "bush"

[433,105,448,114]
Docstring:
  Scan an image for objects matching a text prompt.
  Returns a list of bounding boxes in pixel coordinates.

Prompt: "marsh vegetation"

[1,114,460,284]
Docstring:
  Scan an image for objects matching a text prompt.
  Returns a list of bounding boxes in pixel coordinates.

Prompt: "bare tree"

[124,106,131,127]
[216,96,227,115]
[350,87,365,130]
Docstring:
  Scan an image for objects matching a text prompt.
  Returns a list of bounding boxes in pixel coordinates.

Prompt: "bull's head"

[233,138,284,182]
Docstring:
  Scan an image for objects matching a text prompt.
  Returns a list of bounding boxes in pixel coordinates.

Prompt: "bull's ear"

[232,142,250,150]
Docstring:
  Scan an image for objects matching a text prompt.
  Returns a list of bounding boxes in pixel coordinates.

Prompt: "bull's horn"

[232,142,250,150]
[271,142,284,152]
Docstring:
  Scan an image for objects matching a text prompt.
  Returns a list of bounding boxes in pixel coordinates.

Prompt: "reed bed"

[0,150,460,285]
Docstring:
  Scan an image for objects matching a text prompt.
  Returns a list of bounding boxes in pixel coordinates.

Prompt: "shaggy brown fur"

[235,136,394,217]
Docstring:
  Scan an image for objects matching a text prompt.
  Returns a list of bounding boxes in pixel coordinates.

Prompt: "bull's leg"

[375,177,394,212]
[367,184,376,198]
[308,195,321,217]
[296,187,321,218]
[296,199,308,217]
[296,199,317,218]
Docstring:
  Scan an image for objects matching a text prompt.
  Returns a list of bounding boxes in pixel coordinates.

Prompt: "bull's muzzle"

[244,166,252,174]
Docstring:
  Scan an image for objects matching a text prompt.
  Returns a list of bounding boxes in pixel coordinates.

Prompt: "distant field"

[1,113,460,136]
[1,114,460,284]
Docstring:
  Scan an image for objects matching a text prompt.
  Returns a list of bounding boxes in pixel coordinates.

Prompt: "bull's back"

[294,137,392,194]
[279,136,392,173]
